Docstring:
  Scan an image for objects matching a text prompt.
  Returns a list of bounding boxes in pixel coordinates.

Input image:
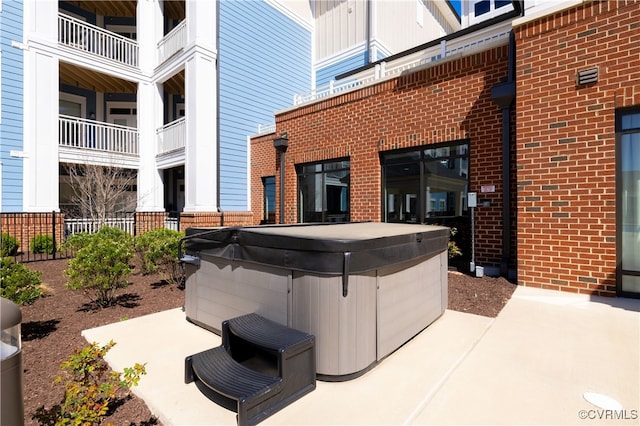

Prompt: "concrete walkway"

[82,286,640,425]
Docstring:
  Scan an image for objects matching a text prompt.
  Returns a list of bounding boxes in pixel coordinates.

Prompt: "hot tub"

[181,222,449,380]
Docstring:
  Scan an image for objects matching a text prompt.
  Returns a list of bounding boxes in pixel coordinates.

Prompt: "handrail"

[293,26,511,106]
[158,20,187,64]
[156,117,186,155]
[59,114,139,155]
[58,13,139,67]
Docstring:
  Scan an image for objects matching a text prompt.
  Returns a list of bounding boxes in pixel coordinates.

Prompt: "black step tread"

[191,346,282,401]
[226,313,313,351]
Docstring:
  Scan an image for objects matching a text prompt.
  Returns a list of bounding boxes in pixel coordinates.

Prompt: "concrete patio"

[83,285,640,425]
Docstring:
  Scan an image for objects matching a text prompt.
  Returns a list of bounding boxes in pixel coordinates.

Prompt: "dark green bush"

[134,228,184,286]
[1,257,43,305]
[30,234,55,254]
[1,233,19,257]
[65,226,134,307]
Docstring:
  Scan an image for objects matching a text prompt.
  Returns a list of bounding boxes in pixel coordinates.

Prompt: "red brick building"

[251,0,640,298]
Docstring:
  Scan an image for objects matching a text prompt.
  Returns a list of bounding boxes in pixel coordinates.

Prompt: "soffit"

[63,1,185,21]
[59,62,184,96]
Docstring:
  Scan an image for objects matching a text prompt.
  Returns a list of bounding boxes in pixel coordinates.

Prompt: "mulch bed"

[17,259,515,425]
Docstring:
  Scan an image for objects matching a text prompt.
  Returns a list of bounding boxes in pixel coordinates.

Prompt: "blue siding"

[316,51,367,87]
[1,1,24,212]
[219,0,311,210]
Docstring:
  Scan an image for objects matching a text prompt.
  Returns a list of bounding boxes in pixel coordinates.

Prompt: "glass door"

[617,109,640,297]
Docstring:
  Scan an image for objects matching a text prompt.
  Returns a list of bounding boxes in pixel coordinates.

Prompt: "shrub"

[1,233,19,257]
[32,340,146,426]
[0,257,43,305]
[448,227,462,259]
[134,228,184,286]
[61,232,93,253]
[30,234,55,254]
[65,226,134,307]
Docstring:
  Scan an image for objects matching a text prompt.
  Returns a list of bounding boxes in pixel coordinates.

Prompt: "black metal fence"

[0,211,180,263]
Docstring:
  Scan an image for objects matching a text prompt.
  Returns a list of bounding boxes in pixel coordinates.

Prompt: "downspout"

[490,30,516,277]
[274,134,289,224]
[365,0,371,64]
[216,0,223,225]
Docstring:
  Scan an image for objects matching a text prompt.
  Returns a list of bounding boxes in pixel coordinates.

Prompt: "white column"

[135,0,164,212]
[22,0,59,211]
[136,82,164,212]
[183,1,218,212]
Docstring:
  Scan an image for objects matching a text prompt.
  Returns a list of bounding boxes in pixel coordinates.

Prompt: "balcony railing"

[158,20,187,64]
[293,24,512,106]
[59,115,139,155]
[58,13,139,67]
[157,117,186,155]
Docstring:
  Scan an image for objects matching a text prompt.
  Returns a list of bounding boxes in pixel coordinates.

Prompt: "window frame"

[296,158,350,223]
[381,140,470,224]
[615,106,640,298]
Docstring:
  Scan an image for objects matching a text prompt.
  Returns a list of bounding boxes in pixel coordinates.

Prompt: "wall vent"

[577,67,598,85]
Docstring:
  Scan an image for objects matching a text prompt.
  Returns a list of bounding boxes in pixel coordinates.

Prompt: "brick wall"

[515,0,640,296]
[250,132,278,225]
[1,212,66,255]
[251,45,512,269]
[179,211,254,230]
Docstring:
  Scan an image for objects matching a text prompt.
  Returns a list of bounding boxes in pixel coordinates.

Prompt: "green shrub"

[134,228,184,286]
[61,232,93,253]
[32,340,146,426]
[448,227,462,259]
[1,257,43,305]
[1,233,19,257]
[30,234,55,254]
[65,226,134,307]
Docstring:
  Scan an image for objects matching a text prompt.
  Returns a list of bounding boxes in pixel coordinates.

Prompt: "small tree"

[63,163,136,223]
[65,226,134,307]
[134,228,184,286]
[32,340,146,426]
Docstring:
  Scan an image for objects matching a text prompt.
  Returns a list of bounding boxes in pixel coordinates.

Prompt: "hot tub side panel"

[184,255,291,333]
[376,251,447,360]
[291,272,377,378]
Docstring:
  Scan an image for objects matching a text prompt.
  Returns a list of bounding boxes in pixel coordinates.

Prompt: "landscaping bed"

[18,259,515,425]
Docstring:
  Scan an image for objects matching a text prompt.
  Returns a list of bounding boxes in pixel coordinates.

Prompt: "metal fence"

[0,211,180,263]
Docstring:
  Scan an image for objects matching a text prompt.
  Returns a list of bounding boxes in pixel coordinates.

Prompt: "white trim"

[513,0,583,26]
[264,0,314,32]
[246,135,252,211]
[314,41,366,71]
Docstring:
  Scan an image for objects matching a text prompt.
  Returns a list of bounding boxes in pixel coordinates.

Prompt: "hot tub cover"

[181,222,449,276]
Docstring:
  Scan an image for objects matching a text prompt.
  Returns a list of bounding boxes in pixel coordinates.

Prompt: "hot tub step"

[185,313,316,426]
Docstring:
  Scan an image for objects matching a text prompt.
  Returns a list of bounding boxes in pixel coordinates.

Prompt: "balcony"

[156,117,186,168]
[158,20,187,65]
[59,115,139,167]
[58,13,139,67]
[293,23,512,106]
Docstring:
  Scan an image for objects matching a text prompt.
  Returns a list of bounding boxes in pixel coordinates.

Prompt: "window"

[262,176,276,224]
[297,159,350,223]
[617,108,640,296]
[382,142,469,224]
[469,0,514,24]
